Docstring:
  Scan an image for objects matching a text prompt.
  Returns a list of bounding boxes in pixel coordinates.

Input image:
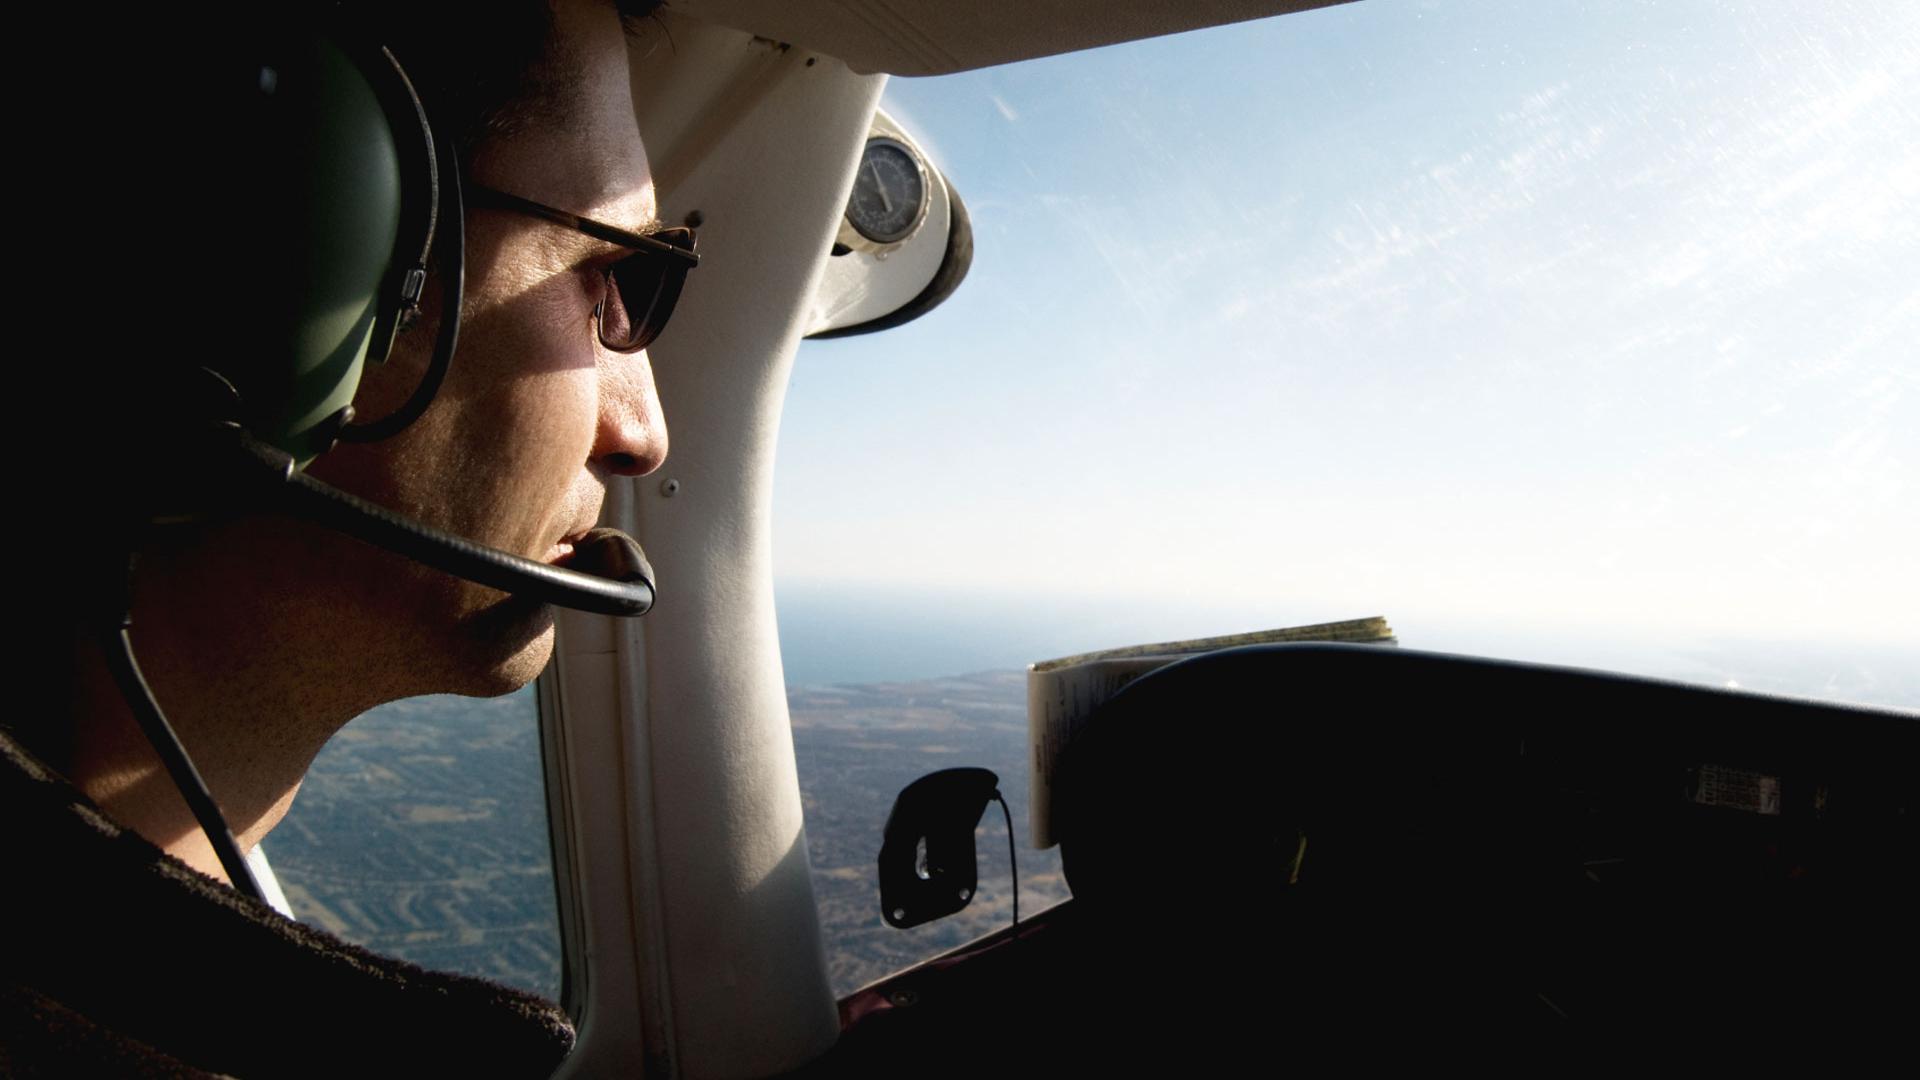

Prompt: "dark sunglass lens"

[599,267,638,348]
[600,231,695,353]
[604,264,666,352]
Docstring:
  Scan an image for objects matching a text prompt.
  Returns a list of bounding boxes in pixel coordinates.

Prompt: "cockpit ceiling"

[667,0,1355,76]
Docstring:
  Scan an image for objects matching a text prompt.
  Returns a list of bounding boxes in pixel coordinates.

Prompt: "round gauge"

[845,136,929,245]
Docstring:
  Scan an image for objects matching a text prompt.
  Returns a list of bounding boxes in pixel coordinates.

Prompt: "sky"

[771,0,1919,679]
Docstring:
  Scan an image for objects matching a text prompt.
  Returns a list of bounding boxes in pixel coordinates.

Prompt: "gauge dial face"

[846,137,928,244]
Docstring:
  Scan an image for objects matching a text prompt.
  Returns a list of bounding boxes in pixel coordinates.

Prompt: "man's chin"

[451,595,557,697]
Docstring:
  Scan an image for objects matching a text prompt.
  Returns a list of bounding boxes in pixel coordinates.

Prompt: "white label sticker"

[1695,764,1782,816]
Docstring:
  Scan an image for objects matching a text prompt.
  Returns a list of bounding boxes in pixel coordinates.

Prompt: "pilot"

[7,0,677,1073]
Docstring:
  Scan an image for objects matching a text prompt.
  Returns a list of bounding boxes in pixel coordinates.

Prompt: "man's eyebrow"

[613,212,667,252]
[584,168,663,238]
[568,202,666,252]
[574,216,663,265]
[469,187,668,258]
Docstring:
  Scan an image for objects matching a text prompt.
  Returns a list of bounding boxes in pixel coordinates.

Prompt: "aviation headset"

[100,19,658,902]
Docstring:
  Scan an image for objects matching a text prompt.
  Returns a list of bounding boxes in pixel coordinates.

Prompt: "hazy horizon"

[773,580,1920,712]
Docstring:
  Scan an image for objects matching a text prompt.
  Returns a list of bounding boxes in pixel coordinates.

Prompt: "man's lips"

[545,528,597,566]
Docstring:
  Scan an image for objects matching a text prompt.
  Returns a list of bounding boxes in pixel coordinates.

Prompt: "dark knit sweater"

[0,732,574,1078]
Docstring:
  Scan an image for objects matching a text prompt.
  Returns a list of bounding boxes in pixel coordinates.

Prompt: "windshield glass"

[781,0,1917,702]
[779,0,1918,995]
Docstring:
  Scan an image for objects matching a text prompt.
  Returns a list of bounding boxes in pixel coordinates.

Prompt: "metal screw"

[660,478,680,497]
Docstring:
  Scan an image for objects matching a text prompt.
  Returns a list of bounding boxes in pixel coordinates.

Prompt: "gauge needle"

[868,161,893,213]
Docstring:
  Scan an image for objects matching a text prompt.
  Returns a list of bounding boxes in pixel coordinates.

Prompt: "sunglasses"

[468,185,700,353]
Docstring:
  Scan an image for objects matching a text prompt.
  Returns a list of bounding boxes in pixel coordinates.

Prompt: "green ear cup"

[245,34,403,465]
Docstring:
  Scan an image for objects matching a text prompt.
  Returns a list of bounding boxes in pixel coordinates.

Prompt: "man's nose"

[593,351,669,477]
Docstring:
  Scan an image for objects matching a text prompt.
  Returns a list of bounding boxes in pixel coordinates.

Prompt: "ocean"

[774,584,1920,709]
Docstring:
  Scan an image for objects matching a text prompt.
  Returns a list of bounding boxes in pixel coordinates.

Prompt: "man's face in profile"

[309,0,670,698]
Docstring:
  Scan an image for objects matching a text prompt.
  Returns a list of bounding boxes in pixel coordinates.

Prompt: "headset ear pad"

[234,34,423,464]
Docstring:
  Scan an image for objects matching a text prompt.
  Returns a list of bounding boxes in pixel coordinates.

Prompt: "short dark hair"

[358,0,665,166]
